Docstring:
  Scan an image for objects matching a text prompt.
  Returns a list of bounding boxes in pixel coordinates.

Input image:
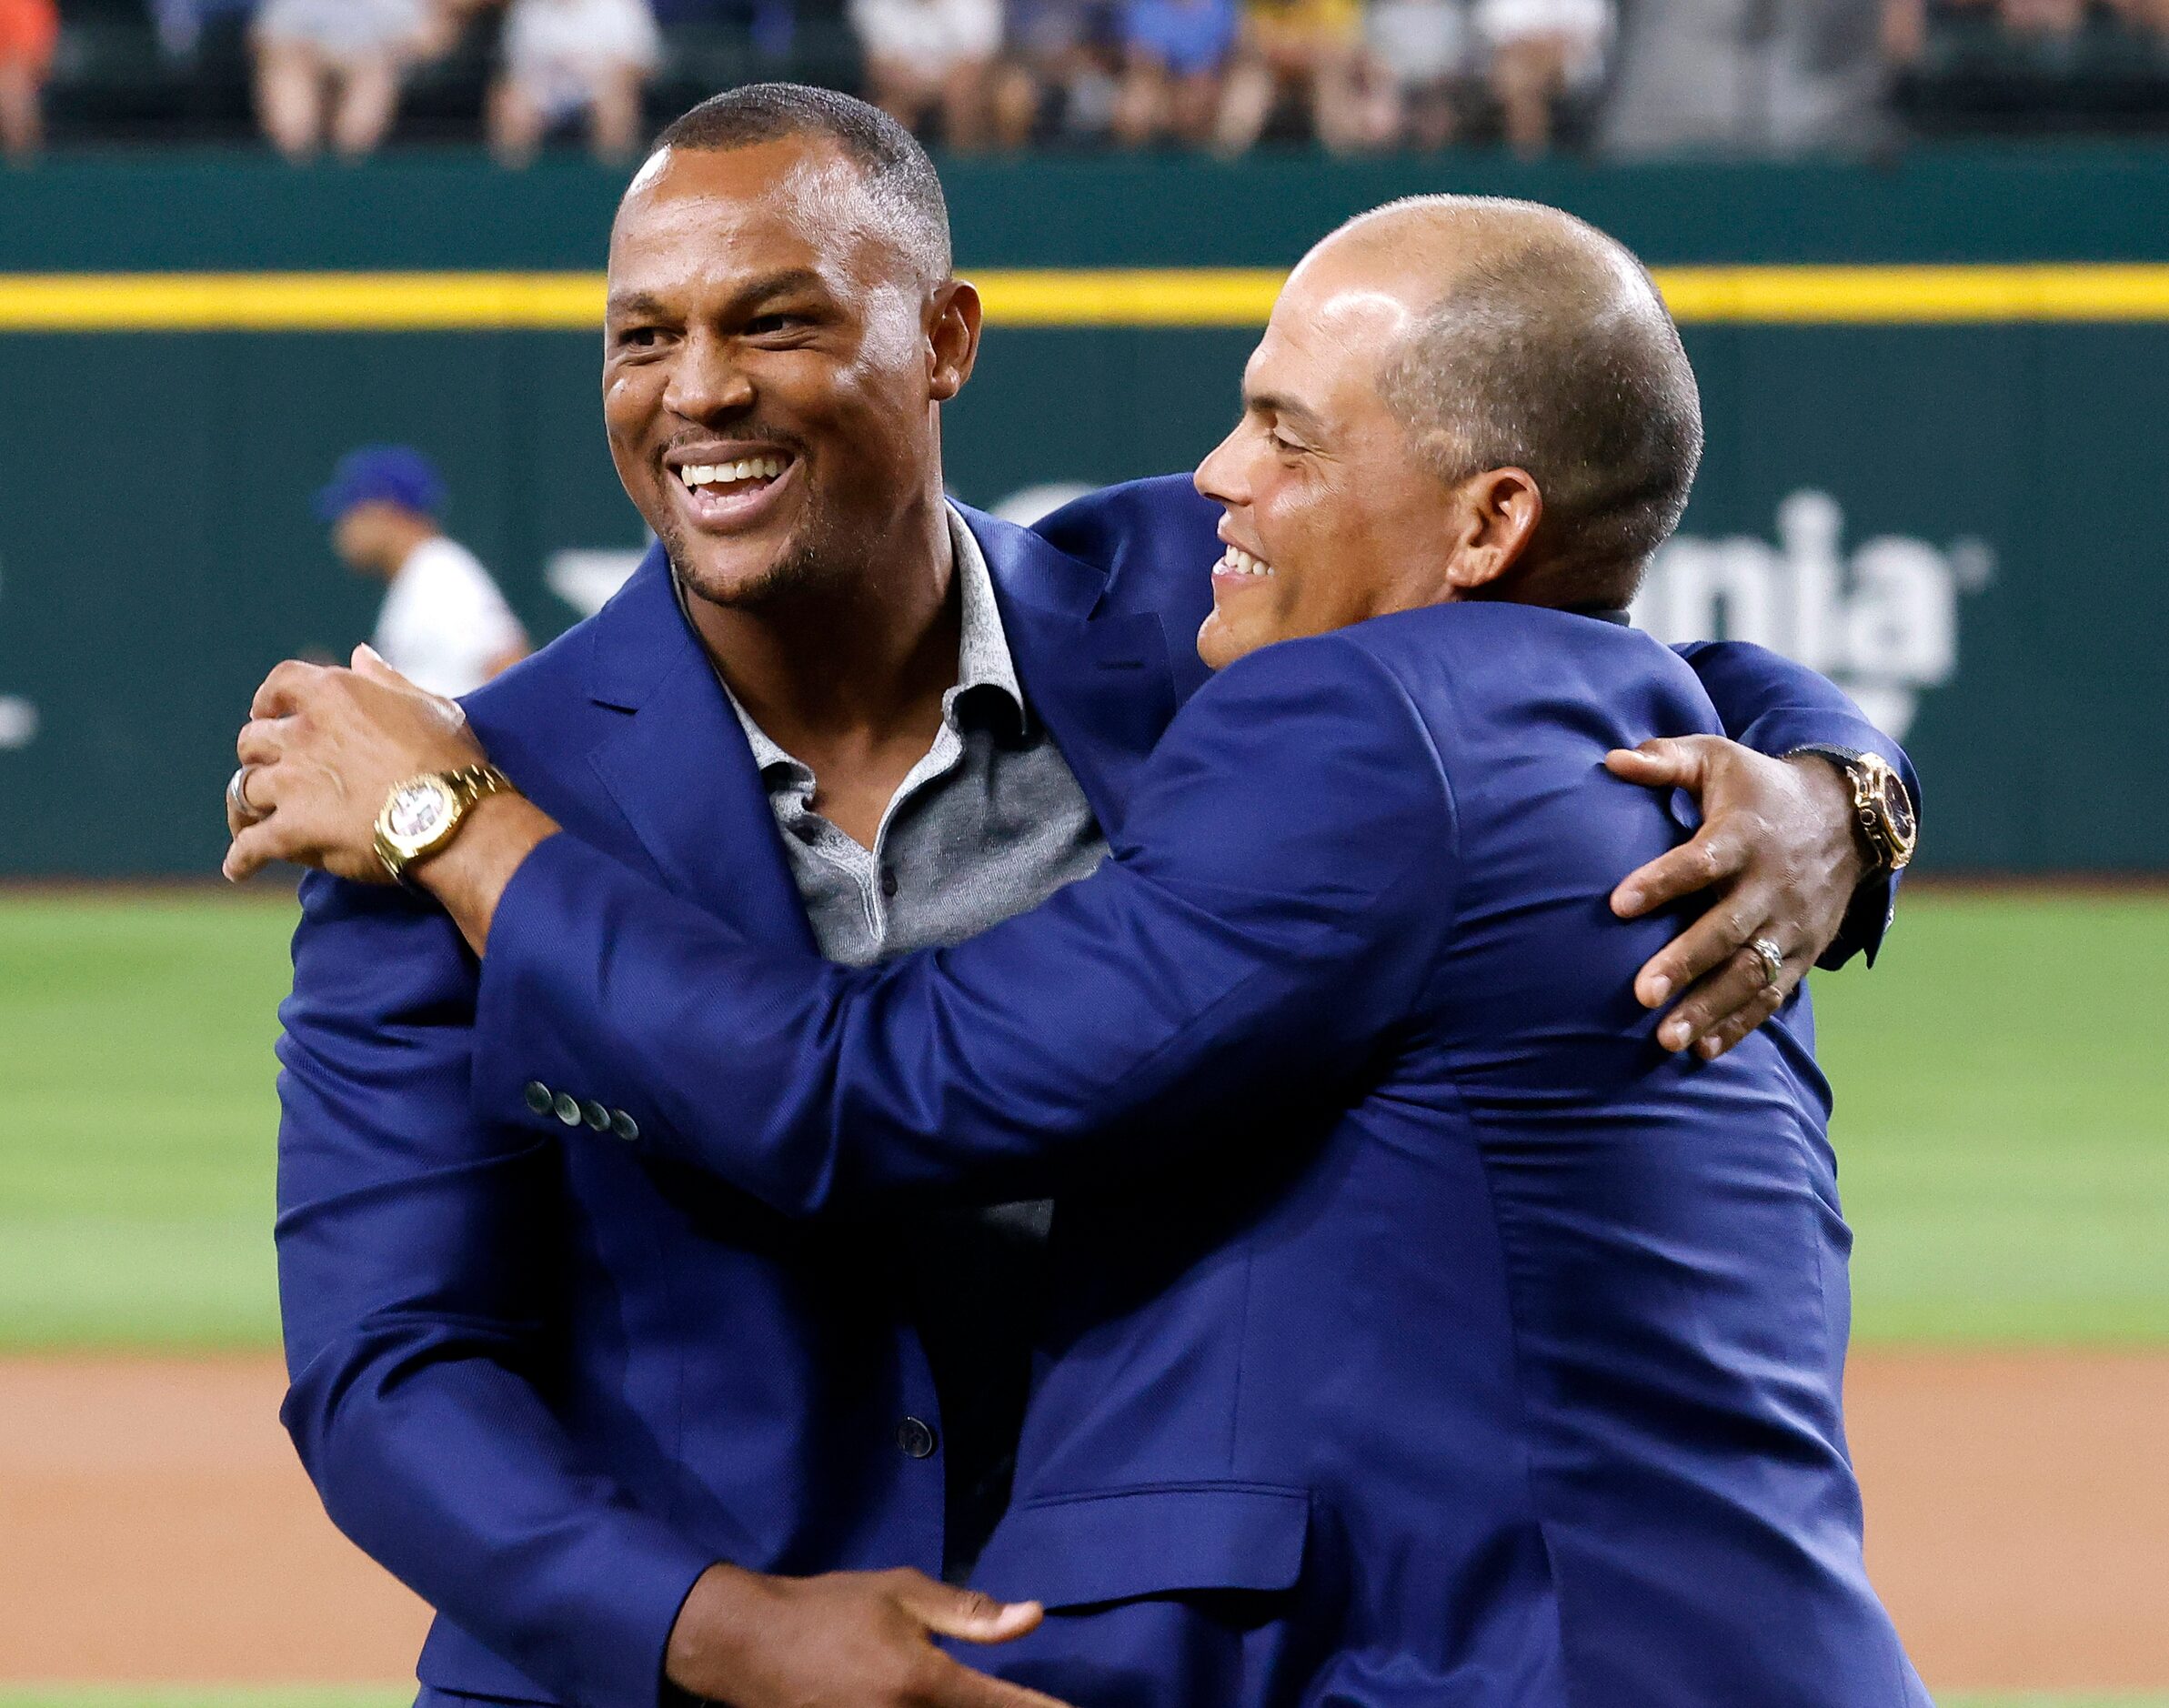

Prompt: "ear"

[1446,467,1543,594]
[929,279,983,404]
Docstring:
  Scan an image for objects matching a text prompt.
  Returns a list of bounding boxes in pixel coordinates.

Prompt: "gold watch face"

[379,776,458,859]
[1857,756,1917,867]
[1881,771,1918,851]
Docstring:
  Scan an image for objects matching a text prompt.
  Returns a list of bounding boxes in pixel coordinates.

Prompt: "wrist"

[665,1562,773,1698]
[413,791,558,952]
[1784,752,1869,889]
[1784,744,1917,878]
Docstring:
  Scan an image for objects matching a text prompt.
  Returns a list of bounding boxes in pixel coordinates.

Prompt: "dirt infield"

[2,1351,2164,1692]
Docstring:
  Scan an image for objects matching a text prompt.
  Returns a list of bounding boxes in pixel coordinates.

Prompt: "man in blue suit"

[226,90,1920,1708]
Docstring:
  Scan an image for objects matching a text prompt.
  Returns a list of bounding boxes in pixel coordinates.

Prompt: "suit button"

[552,1092,582,1126]
[524,1081,553,1115]
[581,1100,610,1133]
[896,1416,938,1459]
[609,1110,639,1143]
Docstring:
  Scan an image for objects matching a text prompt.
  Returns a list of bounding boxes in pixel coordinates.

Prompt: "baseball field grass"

[2,885,2164,1351]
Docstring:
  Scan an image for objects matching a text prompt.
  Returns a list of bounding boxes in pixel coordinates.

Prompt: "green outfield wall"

[1,145,2165,875]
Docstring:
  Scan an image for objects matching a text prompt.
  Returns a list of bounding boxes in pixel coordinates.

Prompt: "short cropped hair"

[648,84,953,286]
[1371,198,1703,606]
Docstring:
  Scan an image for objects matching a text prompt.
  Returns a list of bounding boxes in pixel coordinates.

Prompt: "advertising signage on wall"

[1632,493,1994,744]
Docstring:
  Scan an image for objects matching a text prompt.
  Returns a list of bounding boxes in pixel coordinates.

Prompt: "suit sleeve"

[276,875,715,1708]
[472,638,1456,1216]
[1671,638,1922,968]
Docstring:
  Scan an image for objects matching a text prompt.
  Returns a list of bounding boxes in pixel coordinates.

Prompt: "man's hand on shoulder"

[665,1562,1071,1708]
[222,647,557,951]
[223,647,487,884]
[1603,736,1869,1060]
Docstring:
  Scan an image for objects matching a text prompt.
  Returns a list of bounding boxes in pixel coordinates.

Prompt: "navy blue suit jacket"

[275,478,1915,1706]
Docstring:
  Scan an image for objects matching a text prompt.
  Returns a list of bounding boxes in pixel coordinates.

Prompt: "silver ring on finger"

[227,764,267,825]
[1750,937,1786,990]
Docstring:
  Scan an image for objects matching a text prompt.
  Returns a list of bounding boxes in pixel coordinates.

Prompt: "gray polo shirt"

[693,507,1110,1577]
[718,507,1110,966]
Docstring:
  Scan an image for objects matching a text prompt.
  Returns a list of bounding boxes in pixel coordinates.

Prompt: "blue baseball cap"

[314,445,447,524]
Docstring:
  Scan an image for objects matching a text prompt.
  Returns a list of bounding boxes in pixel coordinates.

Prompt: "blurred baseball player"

[316,444,530,697]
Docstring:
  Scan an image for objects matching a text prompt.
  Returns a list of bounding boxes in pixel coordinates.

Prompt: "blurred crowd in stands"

[5,0,2169,164]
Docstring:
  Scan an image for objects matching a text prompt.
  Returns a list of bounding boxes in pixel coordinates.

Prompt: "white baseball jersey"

[372,536,527,699]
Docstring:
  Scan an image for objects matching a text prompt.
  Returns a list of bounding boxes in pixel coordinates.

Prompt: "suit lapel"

[571,513,1181,936]
[581,548,817,954]
[963,506,1180,835]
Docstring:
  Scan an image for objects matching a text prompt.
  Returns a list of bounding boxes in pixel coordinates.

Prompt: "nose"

[1193,422,1250,508]
[663,326,757,423]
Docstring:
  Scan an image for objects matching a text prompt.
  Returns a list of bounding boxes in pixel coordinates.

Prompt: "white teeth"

[680,457,786,492]
[1219,546,1274,578]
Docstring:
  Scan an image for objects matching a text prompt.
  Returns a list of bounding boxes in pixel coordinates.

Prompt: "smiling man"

[228,89,1918,1708]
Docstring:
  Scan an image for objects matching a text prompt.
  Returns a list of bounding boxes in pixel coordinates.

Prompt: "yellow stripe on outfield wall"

[0,272,609,331]
[1654,264,2169,324]
[5,265,2169,331]
[975,269,1285,325]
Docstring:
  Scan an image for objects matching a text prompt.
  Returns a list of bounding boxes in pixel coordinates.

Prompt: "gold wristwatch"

[1793,746,1918,873]
[373,763,515,888]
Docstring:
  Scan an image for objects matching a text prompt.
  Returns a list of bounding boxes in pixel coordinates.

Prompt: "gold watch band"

[374,763,516,888]
[445,762,512,813]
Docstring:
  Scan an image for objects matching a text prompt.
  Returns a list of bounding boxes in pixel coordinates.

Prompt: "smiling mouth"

[1213,544,1276,580]
[676,455,788,497]
[667,453,797,530]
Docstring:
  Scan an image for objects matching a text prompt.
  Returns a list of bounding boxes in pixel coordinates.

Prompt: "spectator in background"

[253,0,436,160]
[1475,0,1608,153]
[1216,0,1387,154]
[153,0,265,55]
[0,0,57,160]
[316,447,529,698]
[1113,0,1240,145]
[993,0,1120,146]
[650,0,796,61]
[850,0,1001,145]
[491,0,662,162]
[1880,0,1933,66]
[151,0,263,136]
[1362,0,1469,146]
[1606,0,1882,155]
[1997,0,2084,35]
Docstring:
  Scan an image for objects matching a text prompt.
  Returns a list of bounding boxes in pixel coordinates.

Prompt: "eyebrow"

[1245,390,1327,433]
[606,289,674,321]
[607,267,829,322]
